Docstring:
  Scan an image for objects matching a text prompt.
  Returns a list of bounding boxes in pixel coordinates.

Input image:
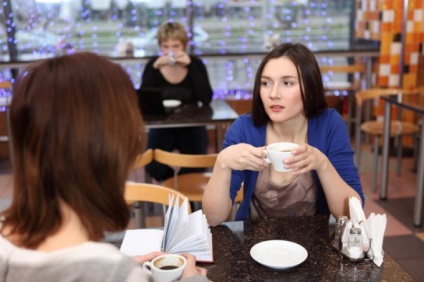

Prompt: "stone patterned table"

[198,215,413,281]
[106,215,413,281]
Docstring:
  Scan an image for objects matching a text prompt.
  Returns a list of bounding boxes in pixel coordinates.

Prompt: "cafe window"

[1,1,375,93]
[0,0,356,59]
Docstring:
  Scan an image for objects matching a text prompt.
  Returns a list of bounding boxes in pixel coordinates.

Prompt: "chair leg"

[413,133,420,172]
[396,136,403,176]
[133,202,146,228]
[372,137,379,192]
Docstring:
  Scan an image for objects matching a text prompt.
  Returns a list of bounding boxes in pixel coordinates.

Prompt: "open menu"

[120,196,213,263]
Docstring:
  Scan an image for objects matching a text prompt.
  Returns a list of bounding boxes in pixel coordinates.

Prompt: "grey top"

[0,235,208,282]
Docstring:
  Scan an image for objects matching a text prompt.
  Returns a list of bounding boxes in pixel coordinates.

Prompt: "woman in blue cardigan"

[202,43,364,226]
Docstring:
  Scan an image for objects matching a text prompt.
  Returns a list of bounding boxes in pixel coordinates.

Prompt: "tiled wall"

[355,0,424,89]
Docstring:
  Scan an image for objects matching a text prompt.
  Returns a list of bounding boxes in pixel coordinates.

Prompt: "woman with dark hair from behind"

[0,52,207,281]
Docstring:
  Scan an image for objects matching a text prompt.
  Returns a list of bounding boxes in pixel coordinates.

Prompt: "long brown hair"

[1,52,145,248]
[252,43,328,127]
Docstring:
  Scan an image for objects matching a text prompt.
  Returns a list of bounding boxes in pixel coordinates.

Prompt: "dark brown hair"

[1,52,145,248]
[252,43,327,127]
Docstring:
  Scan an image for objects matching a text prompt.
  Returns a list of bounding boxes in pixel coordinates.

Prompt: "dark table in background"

[143,99,239,152]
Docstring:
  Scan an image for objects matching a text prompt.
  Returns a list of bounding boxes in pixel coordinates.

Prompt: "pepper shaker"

[333,215,348,251]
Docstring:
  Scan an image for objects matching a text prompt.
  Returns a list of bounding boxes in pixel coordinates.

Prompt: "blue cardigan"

[223,109,364,221]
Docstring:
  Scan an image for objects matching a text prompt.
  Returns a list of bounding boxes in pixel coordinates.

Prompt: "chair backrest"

[355,88,402,107]
[153,149,218,168]
[124,182,191,213]
[132,148,153,169]
[320,64,366,92]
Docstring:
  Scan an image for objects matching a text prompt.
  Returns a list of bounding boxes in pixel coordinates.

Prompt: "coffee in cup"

[263,142,299,172]
[142,254,187,282]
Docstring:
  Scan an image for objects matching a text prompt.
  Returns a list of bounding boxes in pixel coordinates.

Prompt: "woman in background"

[203,43,363,226]
[139,20,213,181]
[0,52,207,282]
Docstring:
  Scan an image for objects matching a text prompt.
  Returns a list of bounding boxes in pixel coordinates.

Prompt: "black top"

[139,55,213,106]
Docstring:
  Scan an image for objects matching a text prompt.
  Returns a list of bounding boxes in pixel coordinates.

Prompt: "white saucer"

[250,240,308,270]
[163,99,181,108]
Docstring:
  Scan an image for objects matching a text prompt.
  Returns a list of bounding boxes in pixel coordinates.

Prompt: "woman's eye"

[260,81,270,87]
[283,80,294,86]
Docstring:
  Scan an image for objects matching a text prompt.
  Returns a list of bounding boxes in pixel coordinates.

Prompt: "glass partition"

[0,0,365,61]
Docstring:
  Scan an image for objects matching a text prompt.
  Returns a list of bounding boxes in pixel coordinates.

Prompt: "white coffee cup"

[263,142,299,172]
[142,254,187,282]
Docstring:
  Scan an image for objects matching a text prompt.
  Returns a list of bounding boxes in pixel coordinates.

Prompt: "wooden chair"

[153,149,218,203]
[133,148,153,169]
[153,148,244,217]
[132,148,153,182]
[354,88,420,192]
[125,182,191,227]
[0,81,13,164]
[320,64,366,136]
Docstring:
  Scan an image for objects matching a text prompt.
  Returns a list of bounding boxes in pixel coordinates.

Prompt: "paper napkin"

[366,213,387,267]
[348,197,370,248]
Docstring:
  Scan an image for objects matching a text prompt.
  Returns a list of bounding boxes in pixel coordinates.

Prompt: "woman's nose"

[269,86,281,99]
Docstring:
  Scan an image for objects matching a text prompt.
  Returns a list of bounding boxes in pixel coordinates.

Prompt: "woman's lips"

[270,105,284,112]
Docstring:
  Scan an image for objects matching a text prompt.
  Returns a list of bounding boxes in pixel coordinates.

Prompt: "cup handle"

[263,150,271,163]
[142,261,153,276]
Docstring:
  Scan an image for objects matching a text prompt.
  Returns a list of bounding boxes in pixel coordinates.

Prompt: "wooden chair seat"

[153,149,243,217]
[361,120,419,136]
[161,172,212,202]
[162,172,244,203]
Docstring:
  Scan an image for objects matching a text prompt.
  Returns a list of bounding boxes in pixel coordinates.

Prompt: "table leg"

[413,116,424,227]
[380,101,392,200]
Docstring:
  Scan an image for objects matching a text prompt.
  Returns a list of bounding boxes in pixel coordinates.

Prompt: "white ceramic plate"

[163,99,181,108]
[250,240,308,270]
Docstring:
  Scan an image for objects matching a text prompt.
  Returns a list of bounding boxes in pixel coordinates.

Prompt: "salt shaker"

[333,215,348,251]
[348,227,364,259]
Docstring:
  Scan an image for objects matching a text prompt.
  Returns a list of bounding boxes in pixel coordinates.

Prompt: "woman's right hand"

[218,144,268,171]
[180,253,208,279]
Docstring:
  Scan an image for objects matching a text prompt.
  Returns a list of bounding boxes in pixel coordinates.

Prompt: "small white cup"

[263,142,299,172]
[142,254,187,282]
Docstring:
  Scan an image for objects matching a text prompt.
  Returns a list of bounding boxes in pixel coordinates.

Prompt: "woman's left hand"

[283,144,328,174]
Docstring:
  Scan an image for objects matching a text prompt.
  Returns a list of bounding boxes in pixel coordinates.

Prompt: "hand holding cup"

[263,142,299,172]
